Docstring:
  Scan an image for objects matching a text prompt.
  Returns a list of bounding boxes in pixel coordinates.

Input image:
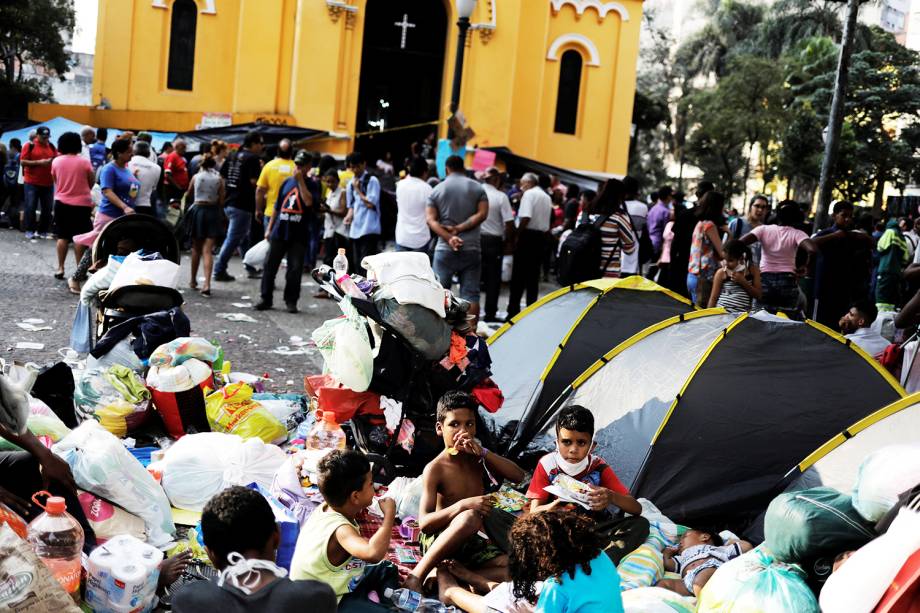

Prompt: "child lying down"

[659,529,752,597]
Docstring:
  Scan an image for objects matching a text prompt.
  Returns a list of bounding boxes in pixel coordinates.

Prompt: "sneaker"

[39,233,52,240]
[254,301,273,311]
[247,270,262,279]
[286,302,299,314]
[24,231,34,240]
[214,272,236,282]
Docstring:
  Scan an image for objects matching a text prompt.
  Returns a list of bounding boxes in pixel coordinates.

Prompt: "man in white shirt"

[479,166,515,322]
[395,157,433,253]
[506,172,552,318]
[80,126,96,161]
[128,141,162,216]
[621,176,648,275]
[840,299,890,358]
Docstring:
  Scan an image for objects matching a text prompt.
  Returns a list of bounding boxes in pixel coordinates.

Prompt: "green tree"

[675,0,766,81]
[0,0,75,116]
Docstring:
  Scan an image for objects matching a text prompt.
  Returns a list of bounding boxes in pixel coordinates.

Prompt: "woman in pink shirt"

[51,132,95,280]
[741,201,817,318]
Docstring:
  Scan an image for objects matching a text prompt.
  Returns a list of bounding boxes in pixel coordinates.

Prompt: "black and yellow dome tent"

[486,276,694,454]
[782,392,920,494]
[542,310,904,529]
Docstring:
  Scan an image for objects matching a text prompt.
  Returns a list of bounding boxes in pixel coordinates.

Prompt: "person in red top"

[526,405,641,518]
[19,126,57,239]
[163,138,190,203]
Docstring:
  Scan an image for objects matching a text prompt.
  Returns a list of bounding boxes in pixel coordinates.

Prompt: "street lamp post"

[449,0,477,115]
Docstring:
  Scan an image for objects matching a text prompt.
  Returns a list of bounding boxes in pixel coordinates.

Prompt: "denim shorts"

[432,249,482,303]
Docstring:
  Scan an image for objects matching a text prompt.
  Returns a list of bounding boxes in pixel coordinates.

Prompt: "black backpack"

[557,214,611,285]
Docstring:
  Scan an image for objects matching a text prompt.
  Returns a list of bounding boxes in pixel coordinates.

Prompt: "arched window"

[167,0,197,91]
[554,49,583,135]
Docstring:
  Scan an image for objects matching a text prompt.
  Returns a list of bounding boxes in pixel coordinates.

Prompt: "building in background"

[31,0,646,176]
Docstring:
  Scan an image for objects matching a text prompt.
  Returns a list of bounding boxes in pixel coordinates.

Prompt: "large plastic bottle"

[332,248,349,277]
[306,410,347,451]
[27,491,84,603]
[384,587,423,611]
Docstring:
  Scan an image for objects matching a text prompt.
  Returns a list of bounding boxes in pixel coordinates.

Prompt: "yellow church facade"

[33,0,644,175]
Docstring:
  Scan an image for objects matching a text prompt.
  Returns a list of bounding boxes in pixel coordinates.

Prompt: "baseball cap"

[36,126,50,137]
[294,150,312,166]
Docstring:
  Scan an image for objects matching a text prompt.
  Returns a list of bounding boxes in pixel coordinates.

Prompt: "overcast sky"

[72,0,97,55]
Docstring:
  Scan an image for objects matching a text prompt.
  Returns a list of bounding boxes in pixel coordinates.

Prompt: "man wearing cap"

[395,156,433,254]
[19,126,57,239]
[479,166,514,322]
[256,150,319,313]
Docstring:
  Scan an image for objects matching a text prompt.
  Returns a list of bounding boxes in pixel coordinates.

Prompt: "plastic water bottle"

[332,248,349,277]
[384,587,423,611]
[27,492,84,603]
[306,411,347,451]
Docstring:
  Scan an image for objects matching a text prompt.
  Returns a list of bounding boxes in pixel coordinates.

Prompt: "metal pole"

[816,0,861,229]
[449,17,471,114]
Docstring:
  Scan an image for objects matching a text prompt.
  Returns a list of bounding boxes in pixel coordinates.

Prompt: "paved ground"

[0,229,552,393]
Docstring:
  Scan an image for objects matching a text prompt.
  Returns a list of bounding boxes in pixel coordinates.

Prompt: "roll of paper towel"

[86,534,162,612]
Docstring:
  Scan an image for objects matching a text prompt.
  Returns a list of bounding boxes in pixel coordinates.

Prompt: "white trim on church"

[550,0,630,21]
[546,33,601,66]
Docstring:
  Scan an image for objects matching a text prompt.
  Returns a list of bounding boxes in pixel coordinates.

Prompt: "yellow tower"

[32,0,644,176]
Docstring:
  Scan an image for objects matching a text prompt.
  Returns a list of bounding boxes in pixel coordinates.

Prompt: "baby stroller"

[312,263,495,483]
[92,215,184,339]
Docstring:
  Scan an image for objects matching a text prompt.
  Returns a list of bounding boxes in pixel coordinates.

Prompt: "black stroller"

[312,266,495,483]
[92,215,184,339]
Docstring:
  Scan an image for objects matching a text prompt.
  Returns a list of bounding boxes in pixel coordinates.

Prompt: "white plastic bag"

[622,587,695,613]
[502,255,513,283]
[52,421,175,547]
[852,444,920,522]
[820,507,920,613]
[243,239,270,269]
[108,251,180,292]
[86,337,145,373]
[160,432,286,512]
[330,297,373,392]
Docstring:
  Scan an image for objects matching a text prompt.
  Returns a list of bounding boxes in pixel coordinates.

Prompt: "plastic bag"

[108,251,180,292]
[271,458,319,526]
[385,476,424,520]
[150,337,221,368]
[205,382,287,444]
[621,587,695,613]
[52,421,175,547]
[243,238,270,269]
[74,367,150,436]
[77,490,147,543]
[764,486,875,564]
[0,524,82,612]
[852,444,920,522]
[0,370,33,435]
[820,506,920,613]
[698,547,818,613]
[160,432,286,512]
[70,302,92,354]
[328,297,373,392]
[0,413,72,451]
[375,297,451,360]
[86,337,145,372]
[0,502,27,539]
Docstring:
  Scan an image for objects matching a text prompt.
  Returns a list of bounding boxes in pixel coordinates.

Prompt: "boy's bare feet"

[445,561,491,594]
[157,550,193,591]
[437,566,462,607]
[403,573,424,594]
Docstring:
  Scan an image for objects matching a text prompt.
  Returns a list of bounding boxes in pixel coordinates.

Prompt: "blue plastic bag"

[245,482,300,571]
[70,302,92,354]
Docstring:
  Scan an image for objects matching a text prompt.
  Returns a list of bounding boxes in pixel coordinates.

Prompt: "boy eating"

[406,391,526,592]
[526,405,641,517]
[172,486,336,611]
[290,449,399,611]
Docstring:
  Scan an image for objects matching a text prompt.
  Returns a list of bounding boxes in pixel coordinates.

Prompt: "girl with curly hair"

[510,510,624,612]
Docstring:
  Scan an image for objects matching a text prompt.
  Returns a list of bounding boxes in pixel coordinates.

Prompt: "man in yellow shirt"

[255,138,296,229]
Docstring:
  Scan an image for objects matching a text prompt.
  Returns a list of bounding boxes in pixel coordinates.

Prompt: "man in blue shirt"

[256,150,319,313]
[344,151,380,276]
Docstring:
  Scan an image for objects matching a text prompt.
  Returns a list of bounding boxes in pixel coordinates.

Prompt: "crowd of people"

[5,124,920,347]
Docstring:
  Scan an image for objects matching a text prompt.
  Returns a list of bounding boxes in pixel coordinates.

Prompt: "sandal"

[200,289,211,297]
[54,271,65,280]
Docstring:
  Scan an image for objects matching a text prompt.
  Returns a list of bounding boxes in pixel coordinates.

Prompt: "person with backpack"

[506,172,552,319]
[19,126,57,239]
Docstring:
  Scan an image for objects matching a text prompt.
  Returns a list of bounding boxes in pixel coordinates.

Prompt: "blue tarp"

[0,116,177,154]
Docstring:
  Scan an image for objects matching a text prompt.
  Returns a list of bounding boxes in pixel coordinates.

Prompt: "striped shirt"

[716,268,754,312]
[580,212,637,278]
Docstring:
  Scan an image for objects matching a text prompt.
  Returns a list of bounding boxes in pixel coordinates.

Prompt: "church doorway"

[354,0,448,173]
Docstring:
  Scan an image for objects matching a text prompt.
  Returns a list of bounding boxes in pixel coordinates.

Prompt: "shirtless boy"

[405,391,526,592]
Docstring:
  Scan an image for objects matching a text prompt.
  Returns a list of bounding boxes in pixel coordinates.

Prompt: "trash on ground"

[216,312,258,323]
[14,342,45,350]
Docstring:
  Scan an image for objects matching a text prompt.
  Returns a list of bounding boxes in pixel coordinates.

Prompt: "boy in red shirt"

[526,405,641,517]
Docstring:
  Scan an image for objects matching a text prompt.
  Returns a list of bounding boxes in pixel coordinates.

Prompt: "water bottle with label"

[332,248,349,277]
[27,491,85,603]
